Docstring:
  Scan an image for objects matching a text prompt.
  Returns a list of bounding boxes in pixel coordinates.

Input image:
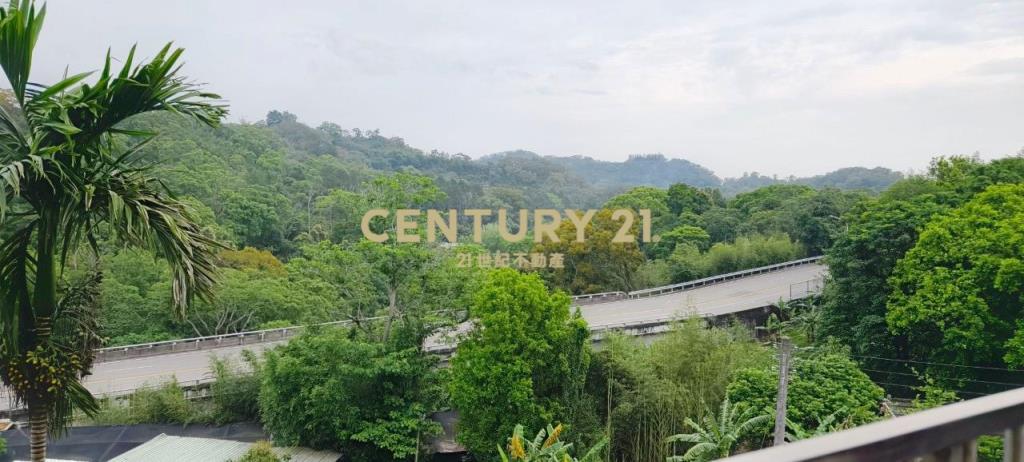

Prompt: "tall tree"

[449,269,591,458]
[888,184,1024,379]
[0,2,225,459]
[820,195,947,359]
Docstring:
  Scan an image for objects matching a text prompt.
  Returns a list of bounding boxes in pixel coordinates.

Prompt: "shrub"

[595,320,772,462]
[449,269,595,457]
[233,441,287,462]
[259,328,440,461]
[211,351,262,423]
[82,380,214,425]
[726,350,884,442]
[667,233,804,283]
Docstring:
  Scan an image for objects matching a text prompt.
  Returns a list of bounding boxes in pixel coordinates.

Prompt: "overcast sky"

[26,0,1024,177]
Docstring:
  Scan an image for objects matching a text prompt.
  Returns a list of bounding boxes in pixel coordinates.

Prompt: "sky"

[25,0,1024,177]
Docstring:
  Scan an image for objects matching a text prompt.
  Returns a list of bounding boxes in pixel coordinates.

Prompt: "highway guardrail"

[95,256,824,363]
[625,255,823,299]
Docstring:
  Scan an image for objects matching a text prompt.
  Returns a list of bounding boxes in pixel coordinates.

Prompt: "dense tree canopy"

[727,351,884,434]
[449,269,591,458]
[259,329,440,461]
[888,185,1024,373]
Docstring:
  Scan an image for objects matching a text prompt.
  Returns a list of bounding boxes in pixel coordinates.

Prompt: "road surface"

[1,263,825,412]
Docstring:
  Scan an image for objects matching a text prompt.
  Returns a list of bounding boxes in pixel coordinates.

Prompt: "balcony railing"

[720,386,1024,462]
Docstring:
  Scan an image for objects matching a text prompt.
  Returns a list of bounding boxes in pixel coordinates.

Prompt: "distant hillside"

[129,110,902,224]
[545,153,721,192]
[720,167,904,196]
[544,153,902,196]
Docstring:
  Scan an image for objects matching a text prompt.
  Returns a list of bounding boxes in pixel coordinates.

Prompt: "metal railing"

[94,321,344,363]
[721,386,1024,462]
[627,256,824,299]
[1,270,830,414]
[95,256,825,362]
[571,291,627,304]
[790,277,826,300]
[1,379,217,416]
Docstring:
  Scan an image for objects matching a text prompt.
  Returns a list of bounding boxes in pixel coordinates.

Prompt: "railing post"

[966,439,979,462]
[1006,426,1024,462]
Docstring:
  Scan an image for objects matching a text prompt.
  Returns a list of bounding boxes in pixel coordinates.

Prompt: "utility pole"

[773,337,793,446]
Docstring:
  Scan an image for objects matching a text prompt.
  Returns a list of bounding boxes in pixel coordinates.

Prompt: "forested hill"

[135,108,900,200]
[122,109,904,253]
[543,153,721,190]
[546,154,902,195]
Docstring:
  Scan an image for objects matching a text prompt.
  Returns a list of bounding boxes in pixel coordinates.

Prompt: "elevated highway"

[1,258,826,412]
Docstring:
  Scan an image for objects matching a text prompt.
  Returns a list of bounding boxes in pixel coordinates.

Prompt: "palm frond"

[0,0,46,103]
[46,271,104,432]
[97,169,223,315]
[0,219,35,350]
[24,42,226,147]
[48,378,97,436]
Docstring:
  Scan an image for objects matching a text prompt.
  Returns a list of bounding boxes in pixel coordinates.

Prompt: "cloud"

[24,0,1024,177]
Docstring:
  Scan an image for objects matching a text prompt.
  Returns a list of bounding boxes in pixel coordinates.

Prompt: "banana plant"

[665,399,769,462]
[498,423,607,462]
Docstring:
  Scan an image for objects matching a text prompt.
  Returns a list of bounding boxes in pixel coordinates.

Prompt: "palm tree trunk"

[29,405,48,462]
[29,208,58,462]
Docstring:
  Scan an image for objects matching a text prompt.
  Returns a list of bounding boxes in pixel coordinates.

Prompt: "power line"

[851,355,1024,373]
[871,380,988,397]
[859,368,1024,388]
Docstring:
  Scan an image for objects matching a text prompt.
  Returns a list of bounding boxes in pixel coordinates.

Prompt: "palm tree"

[665,399,769,462]
[498,423,607,462]
[0,1,225,460]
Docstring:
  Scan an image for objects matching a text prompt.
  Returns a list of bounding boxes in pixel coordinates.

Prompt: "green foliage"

[218,247,287,277]
[604,186,674,245]
[595,321,771,462]
[820,194,948,374]
[259,328,440,461]
[497,423,607,462]
[233,441,286,462]
[784,412,847,442]
[449,269,592,458]
[667,234,804,283]
[797,167,904,192]
[728,186,864,254]
[534,208,646,293]
[83,380,213,425]
[0,2,224,452]
[286,240,480,347]
[664,399,770,462]
[726,351,883,437]
[186,268,330,337]
[0,435,6,455]
[910,375,958,411]
[887,185,1024,379]
[979,436,1004,462]
[210,351,262,424]
[779,298,824,345]
[667,183,714,215]
[730,184,815,216]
